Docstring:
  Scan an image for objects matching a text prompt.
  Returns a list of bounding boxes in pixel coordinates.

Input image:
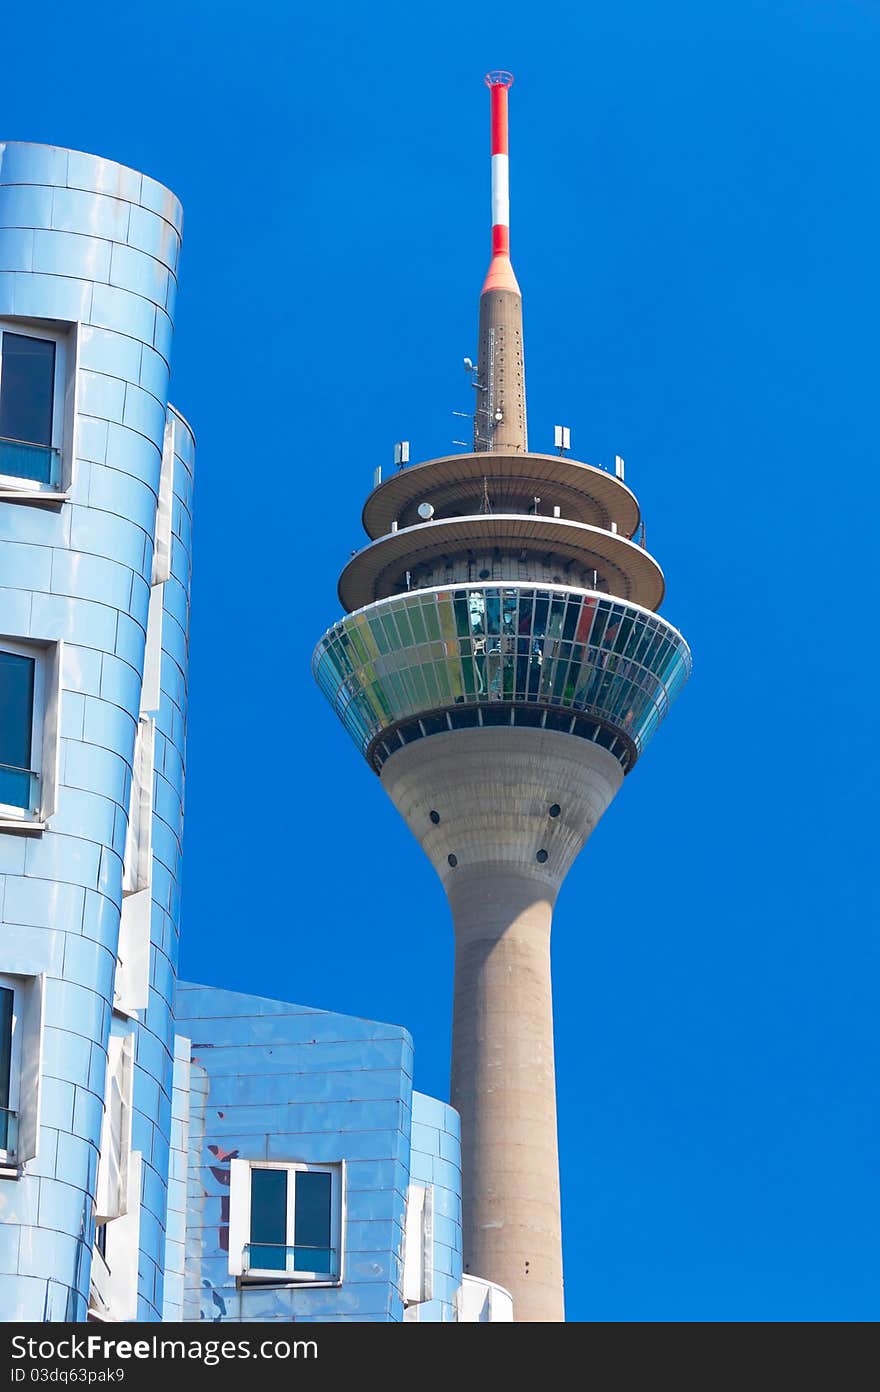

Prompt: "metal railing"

[0,1107,18,1158]
[0,436,61,487]
[243,1243,336,1277]
[0,763,39,815]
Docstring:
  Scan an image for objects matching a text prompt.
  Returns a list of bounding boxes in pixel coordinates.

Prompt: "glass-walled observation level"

[313,584,691,775]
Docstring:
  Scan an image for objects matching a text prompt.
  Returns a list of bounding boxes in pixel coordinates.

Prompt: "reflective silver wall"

[0,143,186,1320]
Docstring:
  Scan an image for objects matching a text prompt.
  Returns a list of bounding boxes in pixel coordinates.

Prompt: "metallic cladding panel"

[174,984,416,1323]
[409,1093,462,1322]
[161,1033,192,1321]
[0,144,186,1321]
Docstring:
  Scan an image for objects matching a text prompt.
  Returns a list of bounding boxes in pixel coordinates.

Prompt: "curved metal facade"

[0,143,188,1320]
[409,1092,463,1322]
[313,584,691,773]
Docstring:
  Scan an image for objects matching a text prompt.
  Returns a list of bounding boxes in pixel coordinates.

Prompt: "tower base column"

[450,867,563,1322]
[379,725,625,1322]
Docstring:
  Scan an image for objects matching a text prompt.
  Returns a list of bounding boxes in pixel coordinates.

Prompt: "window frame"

[229,1159,344,1286]
[402,1182,435,1307]
[0,317,77,502]
[0,637,46,823]
[89,1151,141,1321]
[0,971,44,1172]
[95,1032,135,1223]
[0,975,23,1166]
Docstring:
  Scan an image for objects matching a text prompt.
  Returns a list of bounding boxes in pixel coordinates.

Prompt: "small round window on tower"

[479,568,491,580]
[536,849,549,864]
[430,810,441,825]
[549,804,561,818]
[448,853,458,868]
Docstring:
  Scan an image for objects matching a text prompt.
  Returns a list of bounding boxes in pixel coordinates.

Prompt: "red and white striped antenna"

[482,70,521,296]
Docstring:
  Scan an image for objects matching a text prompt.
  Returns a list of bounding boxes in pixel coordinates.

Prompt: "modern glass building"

[0,141,508,1325]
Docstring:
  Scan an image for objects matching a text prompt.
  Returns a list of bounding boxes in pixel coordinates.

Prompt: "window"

[0,645,42,817]
[0,323,69,490]
[0,984,20,1161]
[228,1160,343,1283]
[0,973,44,1169]
[0,638,60,827]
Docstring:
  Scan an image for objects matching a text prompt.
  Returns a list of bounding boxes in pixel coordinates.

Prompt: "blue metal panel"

[32,229,112,282]
[0,227,34,271]
[65,151,144,207]
[0,184,55,230]
[50,187,131,243]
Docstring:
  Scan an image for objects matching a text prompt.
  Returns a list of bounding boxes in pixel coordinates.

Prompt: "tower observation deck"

[313,73,691,1322]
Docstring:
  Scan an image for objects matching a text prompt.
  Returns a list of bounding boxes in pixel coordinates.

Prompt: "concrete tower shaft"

[475,289,528,454]
[475,74,527,454]
[381,728,623,1321]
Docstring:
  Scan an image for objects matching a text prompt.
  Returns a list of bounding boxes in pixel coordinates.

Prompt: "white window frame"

[0,971,44,1172]
[95,1031,135,1222]
[0,636,61,830]
[403,1182,434,1307]
[114,889,151,1016]
[152,417,175,586]
[0,975,22,1166]
[89,1151,141,1322]
[0,317,77,502]
[122,716,154,896]
[228,1159,344,1285]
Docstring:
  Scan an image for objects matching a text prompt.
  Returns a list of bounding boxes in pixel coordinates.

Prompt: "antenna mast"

[474,72,528,454]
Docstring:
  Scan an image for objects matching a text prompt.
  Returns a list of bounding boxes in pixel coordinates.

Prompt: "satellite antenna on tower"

[554,425,570,455]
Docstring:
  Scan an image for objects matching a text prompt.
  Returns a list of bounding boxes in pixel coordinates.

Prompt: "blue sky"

[7,0,878,1321]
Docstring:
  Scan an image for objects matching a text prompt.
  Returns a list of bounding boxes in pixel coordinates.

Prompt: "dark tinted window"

[0,651,35,809]
[294,1171,332,1273]
[250,1167,287,1271]
[0,987,13,1150]
[0,333,56,447]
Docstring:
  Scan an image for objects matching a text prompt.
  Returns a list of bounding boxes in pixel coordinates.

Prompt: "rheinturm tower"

[313,73,691,1321]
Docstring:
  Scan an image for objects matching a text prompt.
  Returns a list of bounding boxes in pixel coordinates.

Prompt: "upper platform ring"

[362,452,640,540]
[339,513,665,612]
